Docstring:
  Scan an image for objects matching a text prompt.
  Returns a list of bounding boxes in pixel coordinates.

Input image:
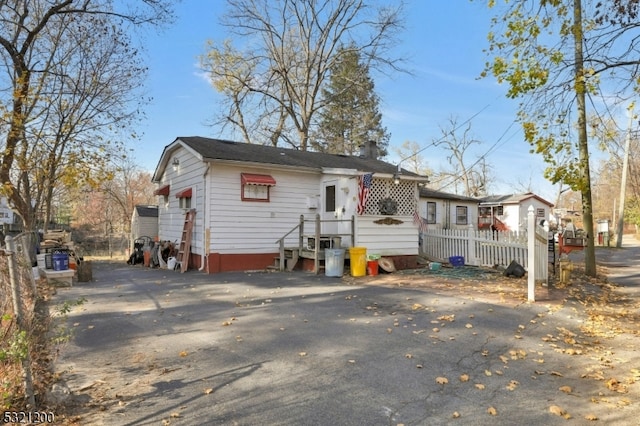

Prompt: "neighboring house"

[131,205,159,244]
[0,197,15,225]
[151,137,428,273]
[478,193,553,232]
[418,188,479,230]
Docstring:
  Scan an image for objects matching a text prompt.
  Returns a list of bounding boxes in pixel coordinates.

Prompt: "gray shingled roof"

[134,205,158,218]
[419,187,479,202]
[478,192,553,206]
[177,136,417,176]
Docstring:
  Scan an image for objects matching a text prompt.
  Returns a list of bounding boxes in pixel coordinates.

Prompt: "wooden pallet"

[176,209,196,273]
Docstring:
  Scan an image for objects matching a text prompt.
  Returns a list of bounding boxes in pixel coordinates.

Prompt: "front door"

[322,179,350,246]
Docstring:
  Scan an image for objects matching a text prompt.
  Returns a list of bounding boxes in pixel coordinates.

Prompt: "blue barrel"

[52,252,69,271]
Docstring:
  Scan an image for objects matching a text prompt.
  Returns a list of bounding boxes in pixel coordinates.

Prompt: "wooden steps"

[270,247,300,271]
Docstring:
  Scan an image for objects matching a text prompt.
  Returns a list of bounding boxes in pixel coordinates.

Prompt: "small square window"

[241,173,275,202]
[536,208,545,217]
[242,184,270,201]
[179,196,191,209]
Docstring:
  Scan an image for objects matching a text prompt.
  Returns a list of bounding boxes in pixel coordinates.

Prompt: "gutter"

[199,163,210,272]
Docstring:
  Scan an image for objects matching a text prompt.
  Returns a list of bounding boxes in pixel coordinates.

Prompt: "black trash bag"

[504,260,525,278]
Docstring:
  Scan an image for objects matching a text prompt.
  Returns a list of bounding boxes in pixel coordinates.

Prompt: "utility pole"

[615,110,634,248]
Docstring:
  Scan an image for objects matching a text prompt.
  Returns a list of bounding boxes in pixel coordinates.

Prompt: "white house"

[0,197,15,226]
[418,188,479,230]
[151,137,429,273]
[478,193,553,232]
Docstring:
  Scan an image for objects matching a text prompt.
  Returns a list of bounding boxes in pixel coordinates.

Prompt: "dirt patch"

[344,265,569,307]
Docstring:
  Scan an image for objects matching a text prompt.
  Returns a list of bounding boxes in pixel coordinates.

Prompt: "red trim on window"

[241,173,276,186]
[154,185,170,196]
[175,188,192,198]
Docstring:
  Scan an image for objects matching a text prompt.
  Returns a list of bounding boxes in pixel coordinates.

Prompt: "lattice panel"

[364,178,416,216]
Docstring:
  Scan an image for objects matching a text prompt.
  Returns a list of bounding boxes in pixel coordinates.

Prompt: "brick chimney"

[359,140,378,159]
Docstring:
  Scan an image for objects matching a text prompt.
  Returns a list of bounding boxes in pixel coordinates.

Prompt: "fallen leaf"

[452,411,461,418]
[487,406,497,416]
[484,370,492,376]
[222,321,232,326]
[459,374,470,382]
[549,405,568,418]
[584,413,598,421]
[405,353,413,359]
[179,350,188,357]
[465,323,473,329]
[436,376,449,384]
[506,380,519,391]
[170,412,180,418]
[298,352,307,357]
[475,383,485,390]
[559,385,572,394]
[204,388,213,394]
[437,314,455,322]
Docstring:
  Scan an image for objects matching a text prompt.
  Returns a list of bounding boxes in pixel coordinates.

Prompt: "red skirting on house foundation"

[186,252,419,274]
[206,252,278,273]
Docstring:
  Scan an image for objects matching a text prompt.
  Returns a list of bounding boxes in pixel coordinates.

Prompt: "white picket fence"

[422,228,529,267]
[420,206,551,300]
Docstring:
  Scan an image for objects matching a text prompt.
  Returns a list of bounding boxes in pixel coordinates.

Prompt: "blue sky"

[134,0,557,201]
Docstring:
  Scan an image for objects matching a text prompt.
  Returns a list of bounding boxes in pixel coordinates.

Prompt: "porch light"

[393,172,400,185]
[172,157,180,171]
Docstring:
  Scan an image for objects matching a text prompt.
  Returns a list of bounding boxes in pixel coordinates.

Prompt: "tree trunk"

[573,0,597,276]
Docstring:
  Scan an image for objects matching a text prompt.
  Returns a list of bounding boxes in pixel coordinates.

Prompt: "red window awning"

[154,185,170,196]
[175,188,192,198]
[241,173,276,186]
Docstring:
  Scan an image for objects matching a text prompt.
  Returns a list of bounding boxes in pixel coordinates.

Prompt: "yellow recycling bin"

[349,247,367,277]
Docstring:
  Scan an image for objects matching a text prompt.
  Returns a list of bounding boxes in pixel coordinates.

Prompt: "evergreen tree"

[313,47,390,157]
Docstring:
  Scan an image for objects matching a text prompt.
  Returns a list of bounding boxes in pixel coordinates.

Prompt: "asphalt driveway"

[52,239,640,425]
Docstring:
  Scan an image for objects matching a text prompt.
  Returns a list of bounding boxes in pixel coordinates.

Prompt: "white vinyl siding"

[207,165,321,254]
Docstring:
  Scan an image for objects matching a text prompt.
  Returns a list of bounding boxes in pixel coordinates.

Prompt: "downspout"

[199,163,210,271]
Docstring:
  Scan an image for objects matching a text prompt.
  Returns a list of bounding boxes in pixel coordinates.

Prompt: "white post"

[467,224,476,266]
[527,205,535,302]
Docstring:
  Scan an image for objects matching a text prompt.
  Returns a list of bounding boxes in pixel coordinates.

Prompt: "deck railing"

[275,214,354,273]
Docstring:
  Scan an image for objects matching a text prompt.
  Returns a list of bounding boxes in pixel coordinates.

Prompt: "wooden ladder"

[177,209,196,273]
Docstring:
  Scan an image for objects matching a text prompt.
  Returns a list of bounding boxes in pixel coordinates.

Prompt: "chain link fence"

[74,233,130,259]
[1,232,39,409]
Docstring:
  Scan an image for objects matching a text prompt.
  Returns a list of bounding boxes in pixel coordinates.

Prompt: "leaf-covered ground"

[345,260,640,423]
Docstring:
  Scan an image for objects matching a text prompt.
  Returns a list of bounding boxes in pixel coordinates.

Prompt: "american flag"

[413,210,428,233]
[357,173,373,215]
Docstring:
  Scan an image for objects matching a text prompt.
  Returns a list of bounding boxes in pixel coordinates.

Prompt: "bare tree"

[200,0,406,150]
[393,140,433,176]
[72,159,156,236]
[431,117,493,197]
[0,0,174,231]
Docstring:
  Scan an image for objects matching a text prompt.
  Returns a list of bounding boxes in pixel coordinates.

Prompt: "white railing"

[420,206,550,301]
